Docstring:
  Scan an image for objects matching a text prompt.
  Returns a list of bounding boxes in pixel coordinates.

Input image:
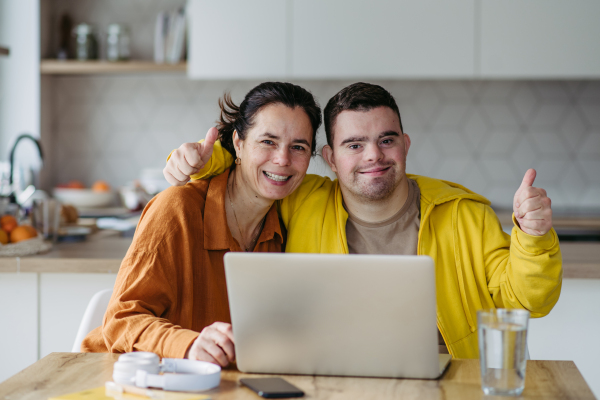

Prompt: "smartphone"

[240,377,304,398]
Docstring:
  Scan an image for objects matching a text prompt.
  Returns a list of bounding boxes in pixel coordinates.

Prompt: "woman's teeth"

[264,171,290,182]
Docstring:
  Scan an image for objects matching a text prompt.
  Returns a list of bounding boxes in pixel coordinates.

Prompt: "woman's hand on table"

[185,321,236,367]
[163,127,218,186]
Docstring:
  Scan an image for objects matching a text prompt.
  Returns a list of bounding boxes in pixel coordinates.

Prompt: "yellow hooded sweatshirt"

[184,143,563,359]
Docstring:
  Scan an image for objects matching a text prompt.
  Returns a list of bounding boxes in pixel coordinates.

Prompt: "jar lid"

[107,24,128,35]
[74,23,94,35]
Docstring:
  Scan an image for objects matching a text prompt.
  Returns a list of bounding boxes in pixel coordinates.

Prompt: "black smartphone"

[240,377,304,398]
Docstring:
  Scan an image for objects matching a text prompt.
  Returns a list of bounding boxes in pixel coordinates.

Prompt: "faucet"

[8,134,44,203]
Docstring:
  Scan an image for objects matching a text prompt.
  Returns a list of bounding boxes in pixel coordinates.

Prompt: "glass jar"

[106,24,130,61]
[73,23,98,60]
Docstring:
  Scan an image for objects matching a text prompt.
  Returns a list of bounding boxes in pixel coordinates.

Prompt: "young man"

[164,83,562,359]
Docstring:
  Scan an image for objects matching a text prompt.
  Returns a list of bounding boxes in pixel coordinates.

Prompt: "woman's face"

[233,103,313,201]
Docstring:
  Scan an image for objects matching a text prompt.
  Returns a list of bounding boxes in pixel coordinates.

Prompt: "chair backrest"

[72,288,113,352]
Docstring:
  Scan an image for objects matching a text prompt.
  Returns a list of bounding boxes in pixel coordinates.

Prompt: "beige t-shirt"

[345,179,449,354]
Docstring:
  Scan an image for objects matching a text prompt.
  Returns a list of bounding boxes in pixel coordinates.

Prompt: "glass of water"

[478,309,530,396]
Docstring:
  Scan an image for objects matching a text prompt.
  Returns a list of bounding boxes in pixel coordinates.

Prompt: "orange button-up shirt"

[81,170,283,358]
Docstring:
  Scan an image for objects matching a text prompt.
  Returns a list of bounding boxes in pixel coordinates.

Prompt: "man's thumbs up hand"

[513,168,553,236]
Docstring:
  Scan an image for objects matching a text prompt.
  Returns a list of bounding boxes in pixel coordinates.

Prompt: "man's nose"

[273,147,292,166]
[364,143,384,162]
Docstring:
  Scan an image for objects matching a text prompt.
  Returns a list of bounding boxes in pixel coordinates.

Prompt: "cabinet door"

[481,0,600,78]
[187,0,288,79]
[0,274,38,381]
[292,0,475,78]
[40,273,117,357]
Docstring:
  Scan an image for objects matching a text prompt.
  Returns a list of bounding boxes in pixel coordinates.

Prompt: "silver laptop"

[224,253,451,379]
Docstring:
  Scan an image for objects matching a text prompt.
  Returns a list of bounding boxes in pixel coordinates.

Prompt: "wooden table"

[0,353,595,400]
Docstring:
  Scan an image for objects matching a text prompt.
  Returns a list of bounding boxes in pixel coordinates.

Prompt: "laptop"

[224,253,451,379]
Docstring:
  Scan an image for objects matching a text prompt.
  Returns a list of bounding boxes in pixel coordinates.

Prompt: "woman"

[82,82,321,367]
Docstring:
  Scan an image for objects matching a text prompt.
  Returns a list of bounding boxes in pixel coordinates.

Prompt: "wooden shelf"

[0,46,9,56]
[40,59,186,75]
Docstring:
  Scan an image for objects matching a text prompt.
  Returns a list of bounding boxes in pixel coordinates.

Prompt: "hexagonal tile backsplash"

[47,78,600,210]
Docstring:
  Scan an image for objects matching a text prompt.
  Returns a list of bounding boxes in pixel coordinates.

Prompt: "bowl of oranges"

[54,180,114,208]
[0,215,38,245]
[0,214,51,257]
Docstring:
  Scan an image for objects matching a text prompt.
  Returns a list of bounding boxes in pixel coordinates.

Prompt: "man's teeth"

[264,172,290,182]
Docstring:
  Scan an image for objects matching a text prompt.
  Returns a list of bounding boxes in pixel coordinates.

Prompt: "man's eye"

[292,145,306,152]
[381,139,394,145]
[349,144,361,150]
[262,140,275,145]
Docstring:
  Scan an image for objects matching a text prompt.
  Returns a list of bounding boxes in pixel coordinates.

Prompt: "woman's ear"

[232,130,243,158]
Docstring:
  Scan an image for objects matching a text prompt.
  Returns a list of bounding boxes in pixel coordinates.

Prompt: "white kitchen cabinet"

[291,0,475,78]
[0,273,38,382]
[39,273,117,358]
[187,0,288,79]
[481,0,600,78]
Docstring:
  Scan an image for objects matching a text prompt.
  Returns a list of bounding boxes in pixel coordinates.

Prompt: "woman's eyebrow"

[259,133,310,146]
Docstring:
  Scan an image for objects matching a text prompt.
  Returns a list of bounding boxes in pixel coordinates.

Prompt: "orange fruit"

[10,225,38,243]
[0,215,18,233]
[0,229,8,245]
[67,180,85,189]
[22,225,38,237]
[92,180,111,192]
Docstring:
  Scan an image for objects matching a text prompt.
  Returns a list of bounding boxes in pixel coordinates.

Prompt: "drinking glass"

[31,199,61,242]
[478,309,529,396]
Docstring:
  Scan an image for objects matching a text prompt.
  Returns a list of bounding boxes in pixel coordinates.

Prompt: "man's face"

[322,106,410,202]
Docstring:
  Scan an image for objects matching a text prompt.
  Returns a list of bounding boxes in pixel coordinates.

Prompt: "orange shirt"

[81,170,283,358]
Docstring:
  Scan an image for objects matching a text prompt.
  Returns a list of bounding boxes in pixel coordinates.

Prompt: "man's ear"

[232,130,242,158]
[404,133,411,154]
[322,145,338,173]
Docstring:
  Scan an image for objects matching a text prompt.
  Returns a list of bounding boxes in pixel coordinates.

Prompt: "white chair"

[72,289,113,352]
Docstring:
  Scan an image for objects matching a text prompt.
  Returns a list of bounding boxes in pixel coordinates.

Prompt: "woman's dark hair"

[324,82,403,147]
[216,82,322,164]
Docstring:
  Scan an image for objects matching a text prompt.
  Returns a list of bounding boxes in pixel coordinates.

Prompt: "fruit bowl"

[53,188,115,208]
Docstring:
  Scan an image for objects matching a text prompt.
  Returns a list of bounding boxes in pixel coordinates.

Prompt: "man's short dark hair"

[323,82,404,147]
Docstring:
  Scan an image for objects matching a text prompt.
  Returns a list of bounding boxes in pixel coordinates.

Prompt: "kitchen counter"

[0,230,132,273]
[0,229,597,278]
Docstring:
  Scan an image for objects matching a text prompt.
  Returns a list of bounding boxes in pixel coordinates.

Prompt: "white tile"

[461,107,491,152]
[413,83,443,128]
[482,103,521,128]
[576,157,600,185]
[434,81,474,101]
[434,155,473,183]
[510,83,539,124]
[559,163,588,204]
[431,103,471,128]
[479,157,521,184]
[479,81,516,102]
[529,103,570,129]
[480,128,521,156]
[577,100,600,128]
[576,132,600,157]
[559,109,590,152]
[528,129,569,156]
[429,129,472,156]
[531,81,571,103]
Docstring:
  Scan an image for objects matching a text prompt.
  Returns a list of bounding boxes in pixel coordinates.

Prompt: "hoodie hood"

[407,174,491,210]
